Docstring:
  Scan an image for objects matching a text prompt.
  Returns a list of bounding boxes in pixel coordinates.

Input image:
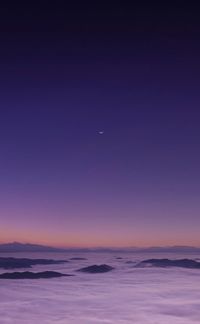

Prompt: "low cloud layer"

[0,252,200,323]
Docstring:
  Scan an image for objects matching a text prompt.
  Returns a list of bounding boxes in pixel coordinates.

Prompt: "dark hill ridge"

[0,257,68,269]
[0,271,72,279]
[77,264,114,273]
[137,259,200,269]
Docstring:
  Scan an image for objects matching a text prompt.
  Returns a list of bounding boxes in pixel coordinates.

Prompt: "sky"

[0,3,200,247]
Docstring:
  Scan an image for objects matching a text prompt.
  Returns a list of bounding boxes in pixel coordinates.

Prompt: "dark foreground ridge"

[0,257,68,269]
[77,264,114,273]
[0,271,72,279]
[137,259,200,269]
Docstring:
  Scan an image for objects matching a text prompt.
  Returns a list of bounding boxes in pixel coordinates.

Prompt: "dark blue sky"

[0,3,200,247]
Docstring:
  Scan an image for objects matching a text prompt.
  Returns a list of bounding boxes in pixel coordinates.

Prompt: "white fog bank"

[0,252,200,323]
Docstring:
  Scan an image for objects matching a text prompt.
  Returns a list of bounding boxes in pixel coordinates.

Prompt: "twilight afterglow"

[1,15,200,248]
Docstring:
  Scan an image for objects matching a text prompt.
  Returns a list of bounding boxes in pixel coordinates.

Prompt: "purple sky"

[0,3,200,247]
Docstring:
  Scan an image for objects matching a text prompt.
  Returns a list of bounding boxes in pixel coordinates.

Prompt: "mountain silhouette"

[77,264,114,273]
[0,271,72,279]
[0,242,65,253]
[137,258,200,269]
[0,257,68,269]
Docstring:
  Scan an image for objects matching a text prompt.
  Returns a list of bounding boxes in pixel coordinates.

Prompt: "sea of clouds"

[0,252,200,323]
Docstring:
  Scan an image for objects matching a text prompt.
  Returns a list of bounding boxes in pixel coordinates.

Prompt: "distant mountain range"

[128,246,200,253]
[0,242,66,253]
[0,242,200,253]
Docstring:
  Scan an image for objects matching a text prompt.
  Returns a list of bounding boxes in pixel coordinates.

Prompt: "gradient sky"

[0,3,200,247]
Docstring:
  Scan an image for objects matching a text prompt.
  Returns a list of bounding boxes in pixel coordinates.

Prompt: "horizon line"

[1,241,200,250]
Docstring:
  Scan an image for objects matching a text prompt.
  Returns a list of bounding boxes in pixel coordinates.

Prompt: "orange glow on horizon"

[0,228,200,249]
